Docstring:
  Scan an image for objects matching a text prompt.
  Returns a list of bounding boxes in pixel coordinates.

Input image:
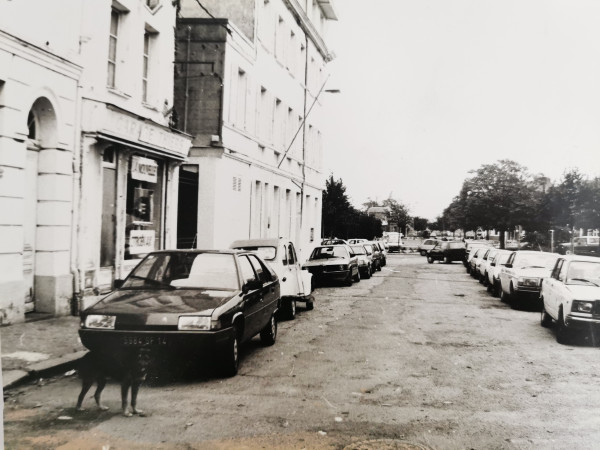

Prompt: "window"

[142,32,150,101]
[239,255,257,286]
[108,9,120,87]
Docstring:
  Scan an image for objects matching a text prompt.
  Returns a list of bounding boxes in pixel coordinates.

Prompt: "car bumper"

[79,327,233,358]
[305,268,350,281]
[565,313,600,327]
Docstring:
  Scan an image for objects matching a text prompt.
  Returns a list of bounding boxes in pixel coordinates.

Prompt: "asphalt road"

[5,254,600,449]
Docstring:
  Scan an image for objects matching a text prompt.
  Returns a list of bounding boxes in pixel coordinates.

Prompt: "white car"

[475,248,494,282]
[486,250,513,297]
[350,244,374,279]
[464,242,491,271]
[418,239,438,256]
[499,251,559,306]
[230,238,313,319]
[541,255,600,344]
[348,238,368,245]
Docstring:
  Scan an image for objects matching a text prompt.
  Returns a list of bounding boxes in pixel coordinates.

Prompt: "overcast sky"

[322,0,600,220]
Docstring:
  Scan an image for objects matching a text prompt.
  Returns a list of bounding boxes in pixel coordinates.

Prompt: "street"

[5,253,600,449]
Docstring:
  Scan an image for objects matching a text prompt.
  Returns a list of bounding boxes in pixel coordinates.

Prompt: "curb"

[3,350,88,391]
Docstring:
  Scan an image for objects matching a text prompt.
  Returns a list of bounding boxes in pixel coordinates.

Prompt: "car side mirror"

[504,263,512,268]
[491,263,496,267]
[113,279,124,289]
[349,252,355,257]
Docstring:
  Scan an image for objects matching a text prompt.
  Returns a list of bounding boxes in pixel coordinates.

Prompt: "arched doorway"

[24,97,57,313]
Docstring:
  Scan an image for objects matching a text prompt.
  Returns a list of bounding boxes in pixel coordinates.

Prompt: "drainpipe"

[70,84,84,316]
[183,26,191,133]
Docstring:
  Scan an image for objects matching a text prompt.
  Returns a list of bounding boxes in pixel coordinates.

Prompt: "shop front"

[78,103,191,300]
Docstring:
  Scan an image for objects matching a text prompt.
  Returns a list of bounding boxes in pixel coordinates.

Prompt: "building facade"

[0,0,192,324]
[175,0,337,260]
[0,1,82,323]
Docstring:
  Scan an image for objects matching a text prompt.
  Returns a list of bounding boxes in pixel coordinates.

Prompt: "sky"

[322,0,600,220]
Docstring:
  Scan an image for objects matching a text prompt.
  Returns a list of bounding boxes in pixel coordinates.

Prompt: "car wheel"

[353,267,361,282]
[364,265,371,279]
[420,250,426,256]
[306,299,314,310]
[260,314,277,346]
[466,266,471,274]
[556,309,571,345]
[500,287,510,303]
[376,262,382,272]
[345,271,353,286]
[220,328,240,377]
[444,256,450,264]
[540,302,552,328]
[493,280,501,298]
[282,298,296,320]
[427,256,434,264]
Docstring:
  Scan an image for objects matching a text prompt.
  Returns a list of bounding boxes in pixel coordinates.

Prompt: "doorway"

[177,165,199,249]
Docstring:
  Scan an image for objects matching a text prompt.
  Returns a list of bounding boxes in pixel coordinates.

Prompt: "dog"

[76,347,151,417]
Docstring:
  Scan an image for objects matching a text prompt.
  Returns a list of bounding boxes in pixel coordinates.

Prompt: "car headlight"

[178,316,216,331]
[517,277,541,287]
[84,315,116,329]
[572,301,594,314]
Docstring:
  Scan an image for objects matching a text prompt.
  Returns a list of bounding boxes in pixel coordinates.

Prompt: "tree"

[442,160,543,248]
[322,175,353,239]
[381,198,411,233]
[412,216,429,232]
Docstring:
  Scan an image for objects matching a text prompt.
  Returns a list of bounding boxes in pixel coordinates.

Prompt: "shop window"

[125,155,163,259]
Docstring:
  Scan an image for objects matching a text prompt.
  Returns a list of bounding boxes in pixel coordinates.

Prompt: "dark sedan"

[302,244,360,287]
[79,250,280,377]
[427,241,466,264]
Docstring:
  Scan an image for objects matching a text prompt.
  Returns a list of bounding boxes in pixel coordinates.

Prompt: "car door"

[288,242,311,296]
[544,259,563,318]
[282,242,302,297]
[248,254,279,328]
[237,254,264,339]
[500,252,515,293]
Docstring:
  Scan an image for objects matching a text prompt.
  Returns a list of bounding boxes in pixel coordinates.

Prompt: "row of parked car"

[78,237,389,378]
[461,242,600,345]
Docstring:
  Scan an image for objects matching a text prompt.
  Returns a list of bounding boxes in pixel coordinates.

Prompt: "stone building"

[0,0,192,323]
[175,0,337,260]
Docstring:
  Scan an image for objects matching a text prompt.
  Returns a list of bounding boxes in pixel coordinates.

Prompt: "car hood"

[86,288,236,316]
[566,285,600,300]
[304,257,349,267]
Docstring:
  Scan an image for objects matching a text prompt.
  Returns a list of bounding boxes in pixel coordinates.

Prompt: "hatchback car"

[426,241,466,263]
[541,255,600,344]
[302,244,360,287]
[79,250,280,377]
[418,239,439,256]
[499,251,559,306]
[230,238,313,318]
[350,244,374,278]
[485,250,513,297]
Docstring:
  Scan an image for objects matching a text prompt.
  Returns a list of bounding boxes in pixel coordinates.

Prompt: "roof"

[230,238,283,249]
[559,255,600,263]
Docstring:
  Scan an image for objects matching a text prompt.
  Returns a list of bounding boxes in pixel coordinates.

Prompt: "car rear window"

[234,246,277,261]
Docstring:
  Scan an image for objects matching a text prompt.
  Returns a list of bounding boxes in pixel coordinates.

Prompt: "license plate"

[123,335,167,346]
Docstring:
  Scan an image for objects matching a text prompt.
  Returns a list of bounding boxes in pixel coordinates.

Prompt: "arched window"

[27,110,37,140]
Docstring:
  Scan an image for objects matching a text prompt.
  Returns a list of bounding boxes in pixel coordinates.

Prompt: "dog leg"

[121,381,132,417]
[130,382,145,416]
[93,376,109,411]
[76,378,94,411]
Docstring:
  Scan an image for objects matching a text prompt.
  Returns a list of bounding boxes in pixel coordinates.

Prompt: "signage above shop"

[131,156,158,183]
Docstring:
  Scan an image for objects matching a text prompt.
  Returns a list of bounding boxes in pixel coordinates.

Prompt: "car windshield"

[311,246,349,259]
[122,252,240,290]
[234,246,276,261]
[351,245,367,255]
[514,253,557,269]
[566,261,600,286]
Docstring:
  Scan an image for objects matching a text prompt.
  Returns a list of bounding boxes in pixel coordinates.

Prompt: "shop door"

[23,149,38,313]
[177,165,198,249]
[100,166,116,272]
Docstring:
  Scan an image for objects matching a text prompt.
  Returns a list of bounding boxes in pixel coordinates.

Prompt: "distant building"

[175,0,337,260]
[367,206,400,233]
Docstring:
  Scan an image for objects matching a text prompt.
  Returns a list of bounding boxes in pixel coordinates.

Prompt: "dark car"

[427,241,466,264]
[557,236,600,256]
[302,244,360,287]
[79,250,281,377]
[364,242,383,271]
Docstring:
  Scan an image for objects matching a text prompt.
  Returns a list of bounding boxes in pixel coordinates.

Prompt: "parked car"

[478,248,498,285]
[418,239,438,256]
[321,238,348,245]
[350,244,374,278]
[383,232,403,252]
[475,248,494,282]
[364,242,383,271]
[485,250,513,297]
[79,250,281,377]
[499,251,559,305]
[230,238,313,318]
[348,238,368,245]
[541,255,600,344]
[426,241,466,263]
[374,241,387,266]
[464,242,490,269]
[468,247,489,277]
[302,244,360,287]
[557,236,600,256]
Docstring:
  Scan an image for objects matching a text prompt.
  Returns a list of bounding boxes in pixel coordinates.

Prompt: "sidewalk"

[1,315,87,390]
